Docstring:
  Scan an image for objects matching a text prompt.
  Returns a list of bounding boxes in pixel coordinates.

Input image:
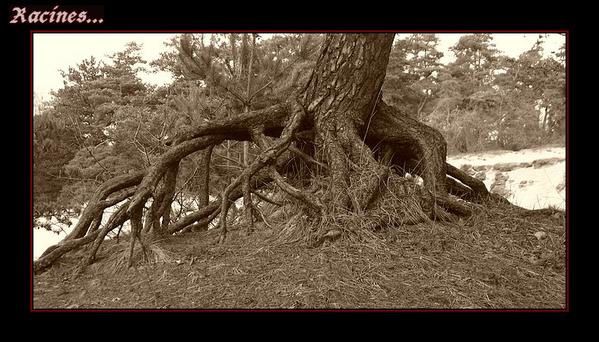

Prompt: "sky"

[33,33,566,104]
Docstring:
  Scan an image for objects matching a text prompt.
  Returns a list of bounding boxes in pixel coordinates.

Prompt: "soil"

[33,204,566,310]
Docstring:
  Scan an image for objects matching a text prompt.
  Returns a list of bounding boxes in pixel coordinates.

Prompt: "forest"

[33,33,566,309]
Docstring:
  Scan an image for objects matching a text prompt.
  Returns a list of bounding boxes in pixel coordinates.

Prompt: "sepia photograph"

[31,31,567,310]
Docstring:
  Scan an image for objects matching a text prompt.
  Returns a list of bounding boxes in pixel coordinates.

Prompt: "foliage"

[35,43,161,213]
[33,110,78,216]
[383,34,444,119]
[34,34,324,215]
[384,34,566,153]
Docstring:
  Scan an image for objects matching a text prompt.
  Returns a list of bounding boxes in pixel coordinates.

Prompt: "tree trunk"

[229,34,237,77]
[242,34,257,232]
[301,34,395,211]
[192,145,214,232]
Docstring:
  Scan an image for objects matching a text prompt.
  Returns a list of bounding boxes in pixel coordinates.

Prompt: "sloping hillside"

[33,146,567,309]
[33,205,566,309]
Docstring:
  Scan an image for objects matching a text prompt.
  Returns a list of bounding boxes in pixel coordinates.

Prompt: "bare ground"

[33,204,566,310]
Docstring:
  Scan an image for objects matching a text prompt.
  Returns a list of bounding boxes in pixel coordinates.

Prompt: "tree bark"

[300,34,395,211]
[63,171,145,241]
[367,101,448,195]
[192,145,214,232]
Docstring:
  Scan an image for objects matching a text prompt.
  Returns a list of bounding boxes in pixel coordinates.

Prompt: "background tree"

[33,109,78,217]
[424,34,565,152]
[33,43,175,218]
[383,34,444,120]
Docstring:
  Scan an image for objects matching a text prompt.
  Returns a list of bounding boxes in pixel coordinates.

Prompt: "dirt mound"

[33,205,566,309]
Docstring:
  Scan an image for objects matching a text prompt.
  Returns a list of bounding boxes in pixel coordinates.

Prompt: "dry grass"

[33,201,565,310]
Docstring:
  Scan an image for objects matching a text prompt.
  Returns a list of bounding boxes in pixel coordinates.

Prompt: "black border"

[9,4,578,322]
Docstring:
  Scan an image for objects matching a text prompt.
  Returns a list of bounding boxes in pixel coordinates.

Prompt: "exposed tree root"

[39,178,143,259]
[59,171,146,243]
[142,163,178,235]
[251,190,284,207]
[127,204,147,267]
[216,99,310,242]
[35,99,500,273]
[164,103,292,145]
[192,145,214,232]
[445,163,489,200]
[127,136,226,216]
[35,33,521,275]
[34,230,102,274]
[367,101,449,195]
[166,172,274,234]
